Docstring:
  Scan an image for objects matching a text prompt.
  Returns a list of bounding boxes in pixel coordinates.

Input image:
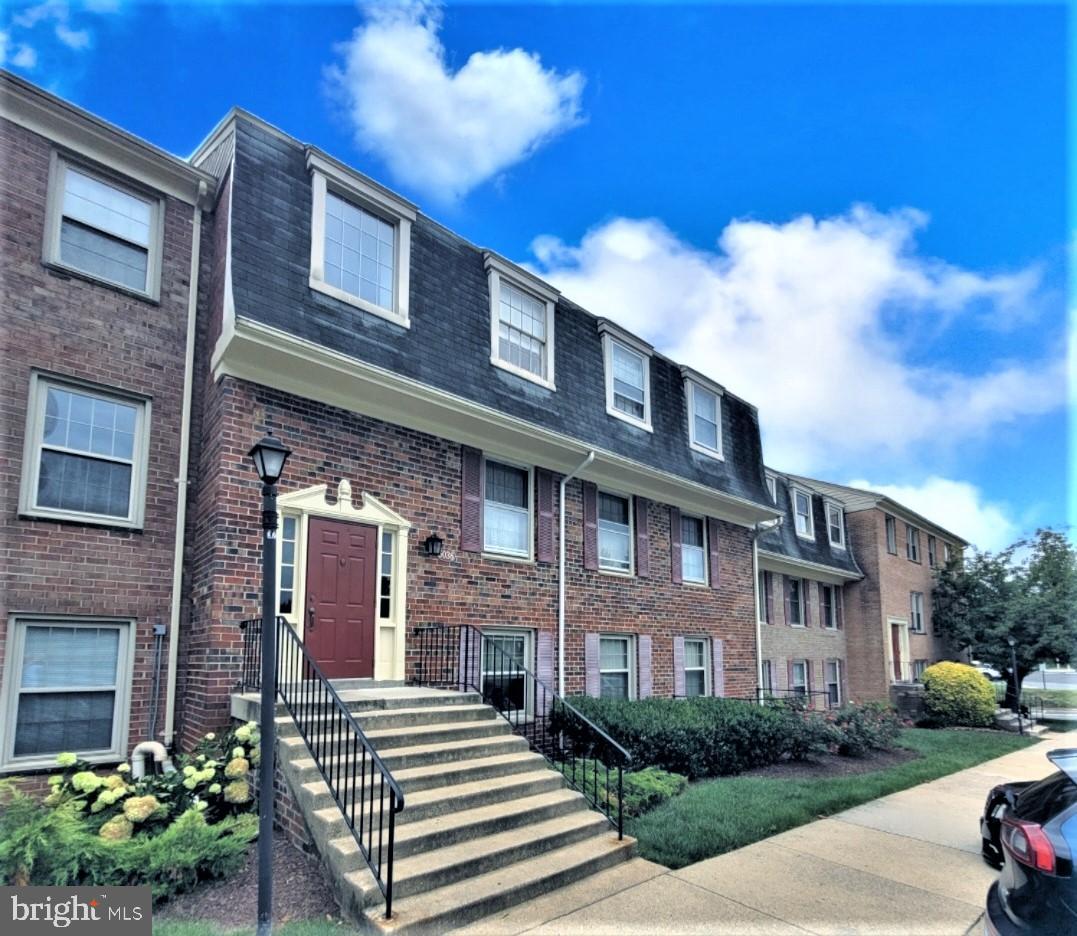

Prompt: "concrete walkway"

[453,729,1077,936]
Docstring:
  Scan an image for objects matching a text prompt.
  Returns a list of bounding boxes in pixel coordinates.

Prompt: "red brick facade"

[0,115,199,769]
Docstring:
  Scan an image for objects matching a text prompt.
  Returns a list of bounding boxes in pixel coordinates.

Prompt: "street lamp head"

[248,431,292,486]
[1007,636,1016,649]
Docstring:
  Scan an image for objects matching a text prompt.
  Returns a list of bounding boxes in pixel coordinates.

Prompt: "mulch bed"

[740,746,921,780]
[155,836,344,929]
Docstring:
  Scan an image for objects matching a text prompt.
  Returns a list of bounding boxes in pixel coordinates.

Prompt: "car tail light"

[1002,817,1056,873]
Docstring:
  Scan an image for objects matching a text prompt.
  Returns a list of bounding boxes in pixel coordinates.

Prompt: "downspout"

[163,187,205,749]
[559,451,595,698]
[750,516,782,700]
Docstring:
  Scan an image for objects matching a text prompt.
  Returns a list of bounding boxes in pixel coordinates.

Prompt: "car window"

[1015,771,1077,825]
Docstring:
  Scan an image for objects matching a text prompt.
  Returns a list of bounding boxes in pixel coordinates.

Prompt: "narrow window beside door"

[379,531,393,619]
[279,515,298,616]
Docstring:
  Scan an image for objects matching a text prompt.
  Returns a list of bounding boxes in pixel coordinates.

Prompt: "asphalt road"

[1023,670,1077,691]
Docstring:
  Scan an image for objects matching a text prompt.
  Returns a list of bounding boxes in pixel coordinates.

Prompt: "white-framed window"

[906,524,921,562]
[787,577,803,626]
[279,514,298,617]
[760,660,773,695]
[820,584,838,629]
[1,616,135,771]
[19,373,151,528]
[943,542,952,564]
[885,515,898,554]
[791,487,814,539]
[44,154,164,300]
[683,638,710,697]
[913,659,929,682]
[601,327,652,431]
[483,459,532,558]
[599,635,635,699]
[681,514,707,584]
[826,502,845,549]
[598,490,633,574]
[482,629,532,723]
[765,473,777,502]
[307,150,415,327]
[791,660,808,697]
[910,591,925,633]
[379,531,393,619]
[758,570,771,623]
[825,659,842,706]
[686,380,723,459]
[485,254,557,390]
[927,535,937,568]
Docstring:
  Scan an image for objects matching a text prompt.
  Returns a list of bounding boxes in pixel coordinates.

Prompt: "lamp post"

[248,432,292,936]
[1007,635,1023,737]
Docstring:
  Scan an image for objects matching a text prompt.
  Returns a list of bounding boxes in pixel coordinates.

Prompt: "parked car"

[973,660,1003,680]
[982,748,1077,935]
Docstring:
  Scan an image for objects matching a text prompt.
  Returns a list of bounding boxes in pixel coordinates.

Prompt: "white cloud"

[325,1,584,201]
[530,206,1063,472]
[12,42,38,68]
[4,0,106,69]
[54,22,90,49]
[848,477,1019,553]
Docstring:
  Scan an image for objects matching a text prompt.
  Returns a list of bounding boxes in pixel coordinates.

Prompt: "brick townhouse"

[755,470,863,707]
[789,476,968,702]
[176,107,780,745]
[0,72,214,776]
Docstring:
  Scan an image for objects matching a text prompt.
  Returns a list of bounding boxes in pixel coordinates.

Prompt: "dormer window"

[600,324,652,431]
[484,253,557,390]
[826,502,845,549]
[791,486,814,539]
[683,372,724,460]
[307,149,415,328]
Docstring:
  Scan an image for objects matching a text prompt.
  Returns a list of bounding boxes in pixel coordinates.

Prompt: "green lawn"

[1022,688,1077,709]
[628,728,1036,869]
[153,921,359,936]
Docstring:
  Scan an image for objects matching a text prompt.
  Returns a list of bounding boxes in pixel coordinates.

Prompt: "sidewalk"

[453,728,1077,935]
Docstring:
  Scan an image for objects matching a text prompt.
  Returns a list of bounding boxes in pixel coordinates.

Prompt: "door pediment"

[278,480,411,531]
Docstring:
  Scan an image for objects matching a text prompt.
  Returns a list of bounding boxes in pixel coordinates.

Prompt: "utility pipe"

[750,516,782,699]
[558,451,595,698]
[163,188,205,749]
[130,741,175,779]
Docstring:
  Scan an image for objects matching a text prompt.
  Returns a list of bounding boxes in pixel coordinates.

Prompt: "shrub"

[556,761,688,817]
[828,702,903,757]
[922,662,997,727]
[564,696,833,779]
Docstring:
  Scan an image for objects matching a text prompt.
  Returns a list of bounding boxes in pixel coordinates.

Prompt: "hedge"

[922,662,997,727]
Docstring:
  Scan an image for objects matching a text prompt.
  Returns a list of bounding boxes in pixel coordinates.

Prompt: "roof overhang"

[213,317,780,527]
[758,548,863,584]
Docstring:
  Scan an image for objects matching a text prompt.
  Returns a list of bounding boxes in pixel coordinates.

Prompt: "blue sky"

[2,1,1068,551]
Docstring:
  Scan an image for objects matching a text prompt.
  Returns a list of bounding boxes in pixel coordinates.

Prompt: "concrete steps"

[271,685,634,932]
[994,708,1049,736]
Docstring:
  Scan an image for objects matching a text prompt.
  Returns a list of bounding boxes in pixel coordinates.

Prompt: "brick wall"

[178,375,761,742]
[0,117,196,766]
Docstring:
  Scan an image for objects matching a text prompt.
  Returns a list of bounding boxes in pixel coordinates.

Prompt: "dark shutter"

[672,636,685,696]
[806,661,815,707]
[460,446,483,553]
[765,572,774,623]
[536,469,555,563]
[582,482,599,571]
[584,633,600,697]
[803,579,812,627]
[669,506,682,584]
[783,576,792,625]
[835,585,844,629]
[634,497,650,578]
[707,517,721,589]
[638,635,653,698]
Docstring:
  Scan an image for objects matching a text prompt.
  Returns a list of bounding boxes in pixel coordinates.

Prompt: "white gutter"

[163,189,205,748]
[750,517,782,698]
[558,451,595,698]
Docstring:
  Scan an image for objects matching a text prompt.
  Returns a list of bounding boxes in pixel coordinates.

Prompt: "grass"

[1022,688,1077,709]
[153,922,359,936]
[628,728,1036,869]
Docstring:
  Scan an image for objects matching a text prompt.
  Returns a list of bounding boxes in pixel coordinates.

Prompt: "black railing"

[412,623,631,839]
[754,687,838,710]
[239,618,404,918]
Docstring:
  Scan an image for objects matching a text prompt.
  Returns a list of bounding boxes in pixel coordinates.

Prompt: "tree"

[932,529,1077,710]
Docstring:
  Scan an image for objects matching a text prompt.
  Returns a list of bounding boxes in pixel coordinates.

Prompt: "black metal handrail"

[412,623,631,838]
[239,618,404,918]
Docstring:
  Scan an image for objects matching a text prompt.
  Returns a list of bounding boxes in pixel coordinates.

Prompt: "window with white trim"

[482,629,532,723]
[906,524,921,562]
[885,515,898,554]
[826,502,845,548]
[791,660,808,697]
[2,618,133,770]
[927,535,937,568]
[598,491,632,574]
[765,473,777,502]
[820,584,837,629]
[687,381,722,458]
[279,515,298,616]
[681,514,707,584]
[307,151,414,326]
[825,659,842,705]
[45,156,162,298]
[792,487,814,538]
[910,591,925,633]
[913,659,929,682]
[485,255,557,389]
[760,659,773,694]
[788,578,803,626]
[599,635,635,699]
[943,542,952,564]
[483,460,531,558]
[602,332,652,430]
[20,374,150,528]
[683,638,710,697]
[379,531,393,619]
[758,570,771,622]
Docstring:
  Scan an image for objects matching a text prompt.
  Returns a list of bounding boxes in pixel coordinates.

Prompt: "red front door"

[305,518,377,678]
[891,623,903,681]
